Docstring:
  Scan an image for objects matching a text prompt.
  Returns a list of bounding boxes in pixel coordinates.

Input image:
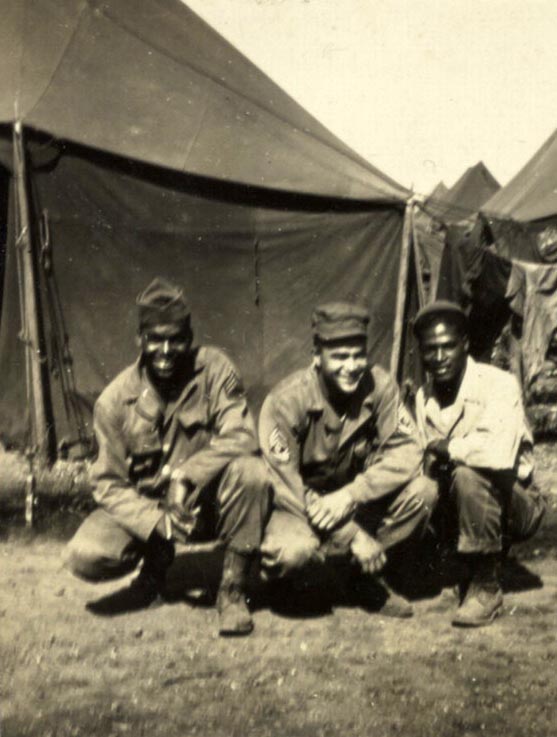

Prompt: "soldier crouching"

[259,301,437,617]
[65,277,269,636]
[413,300,546,627]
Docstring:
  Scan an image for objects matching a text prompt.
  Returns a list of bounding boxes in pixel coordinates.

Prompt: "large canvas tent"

[426,181,448,208]
[413,164,501,307]
[483,128,557,224]
[436,133,557,389]
[0,0,414,460]
[482,127,557,263]
[428,162,500,224]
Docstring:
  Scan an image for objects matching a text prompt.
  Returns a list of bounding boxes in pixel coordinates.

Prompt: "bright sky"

[185,0,557,195]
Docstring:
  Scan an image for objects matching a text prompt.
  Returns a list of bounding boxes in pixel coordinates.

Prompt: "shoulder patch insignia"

[223,371,245,399]
[269,427,290,463]
[397,404,415,435]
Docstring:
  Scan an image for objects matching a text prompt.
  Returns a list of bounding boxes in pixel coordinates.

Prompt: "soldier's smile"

[419,322,468,387]
[141,323,192,383]
[317,338,368,396]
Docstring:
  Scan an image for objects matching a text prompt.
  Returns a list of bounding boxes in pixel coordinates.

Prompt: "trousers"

[260,475,437,578]
[433,465,546,554]
[65,456,270,581]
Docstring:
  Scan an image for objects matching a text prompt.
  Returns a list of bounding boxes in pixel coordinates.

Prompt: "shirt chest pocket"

[124,406,163,482]
[351,431,379,470]
[177,402,212,451]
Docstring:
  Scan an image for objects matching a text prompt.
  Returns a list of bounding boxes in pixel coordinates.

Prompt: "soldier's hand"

[306,488,356,532]
[166,477,190,509]
[165,475,198,543]
[166,504,201,544]
[350,529,386,575]
[425,438,450,461]
[155,513,172,541]
[424,439,453,479]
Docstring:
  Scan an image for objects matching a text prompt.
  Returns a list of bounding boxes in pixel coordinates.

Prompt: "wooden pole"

[411,203,427,308]
[390,201,413,379]
[13,121,52,462]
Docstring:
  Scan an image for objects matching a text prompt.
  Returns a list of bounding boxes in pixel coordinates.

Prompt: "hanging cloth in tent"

[507,262,557,386]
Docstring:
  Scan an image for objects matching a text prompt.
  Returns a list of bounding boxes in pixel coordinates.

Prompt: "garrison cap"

[312,301,369,342]
[136,277,191,330]
[413,299,467,337]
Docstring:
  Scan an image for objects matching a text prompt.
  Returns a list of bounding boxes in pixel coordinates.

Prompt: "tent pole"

[13,121,52,463]
[390,201,414,379]
[411,203,427,307]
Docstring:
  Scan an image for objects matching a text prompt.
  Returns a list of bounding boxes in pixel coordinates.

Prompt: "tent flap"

[0,146,405,447]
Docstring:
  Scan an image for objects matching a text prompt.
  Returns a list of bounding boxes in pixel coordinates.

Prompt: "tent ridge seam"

[23,2,89,121]
[90,2,405,198]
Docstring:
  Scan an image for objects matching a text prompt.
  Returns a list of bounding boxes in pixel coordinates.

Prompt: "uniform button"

[162,443,171,454]
[161,464,172,478]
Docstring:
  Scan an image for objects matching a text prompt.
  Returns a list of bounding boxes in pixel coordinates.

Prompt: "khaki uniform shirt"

[259,364,422,518]
[415,356,534,482]
[91,346,258,541]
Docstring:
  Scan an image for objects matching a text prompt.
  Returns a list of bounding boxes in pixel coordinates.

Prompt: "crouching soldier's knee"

[406,475,439,520]
[63,510,141,582]
[277,536,321,575]
[64,534,110,581]
[260,512,322,578]
[224,456,269,498]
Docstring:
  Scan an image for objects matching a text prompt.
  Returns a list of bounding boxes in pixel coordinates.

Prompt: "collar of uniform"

[456,355,481,404]
[307,365,376,444]
[338,371,376,447]
[360,370,377,408]
[121,359,146,404]
[161,347,206,427]
[305,366,327,414]
[423,355,476,402]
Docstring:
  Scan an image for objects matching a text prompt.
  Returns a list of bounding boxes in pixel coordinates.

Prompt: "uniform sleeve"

[343,374,422,504]
[447,376,524,471]
[258,392,308,519]
[177,353,258,489]
[91,399,163,542]
[413,388,431,452]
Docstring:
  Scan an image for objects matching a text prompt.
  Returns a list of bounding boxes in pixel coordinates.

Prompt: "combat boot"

[86,535,174,615]
[217,549,254,636]
[358,575,414,618]
[452,554,503,627]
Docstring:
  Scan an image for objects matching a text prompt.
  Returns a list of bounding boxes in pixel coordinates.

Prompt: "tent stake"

[13,122,52,463]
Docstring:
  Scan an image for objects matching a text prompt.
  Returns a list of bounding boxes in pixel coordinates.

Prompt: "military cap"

[312,301,369,342]
[136,277,191,330]
[413,299,467,337]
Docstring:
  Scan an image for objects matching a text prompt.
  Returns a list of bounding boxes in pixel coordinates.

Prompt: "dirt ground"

[1,444,557,737]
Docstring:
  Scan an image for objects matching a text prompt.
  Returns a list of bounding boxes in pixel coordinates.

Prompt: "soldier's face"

[141,323,192,382]
[419,320,468,388]
[317,338,368,395]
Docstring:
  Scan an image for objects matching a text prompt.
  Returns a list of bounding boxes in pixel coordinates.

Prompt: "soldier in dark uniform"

[65,278,269,636]
[259,302,437,617]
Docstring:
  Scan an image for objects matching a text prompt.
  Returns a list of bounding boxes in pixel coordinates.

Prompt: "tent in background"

[436,133,557,391]
[482,127,557,263]
[427,162,500,224]
[425,181,448,210]
[0,0,413,460]
[413,164,500,308]
[483,127,557,224]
